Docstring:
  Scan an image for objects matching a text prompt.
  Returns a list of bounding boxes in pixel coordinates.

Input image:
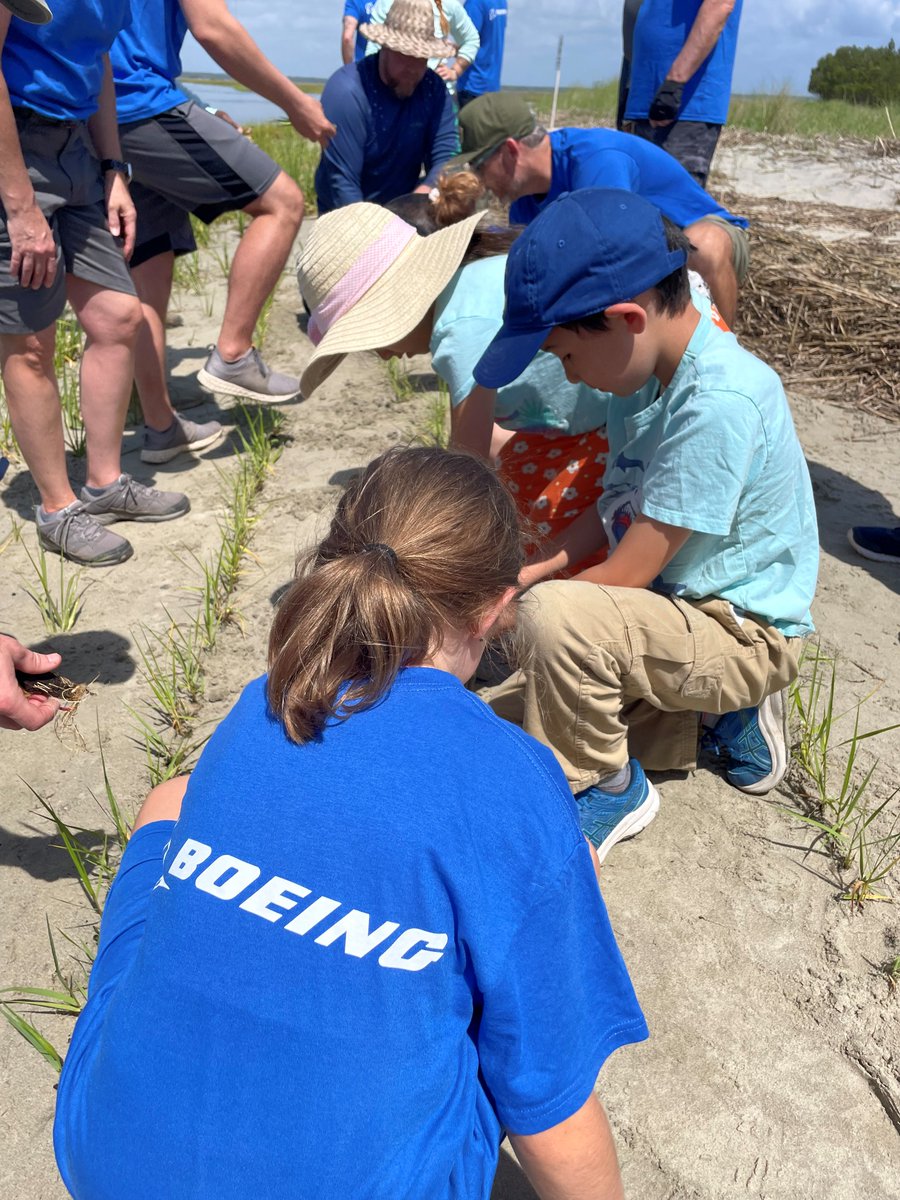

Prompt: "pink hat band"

[307,217,418,347]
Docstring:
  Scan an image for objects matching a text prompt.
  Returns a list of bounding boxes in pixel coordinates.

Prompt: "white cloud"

[179,0,900,97]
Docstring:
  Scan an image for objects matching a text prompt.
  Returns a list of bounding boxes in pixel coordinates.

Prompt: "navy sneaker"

[574,759,660,864]
[847,525,900,563]
[704,689,789,795]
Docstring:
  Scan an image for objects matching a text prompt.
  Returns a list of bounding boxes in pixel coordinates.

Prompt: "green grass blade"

[0,1003,63,1072]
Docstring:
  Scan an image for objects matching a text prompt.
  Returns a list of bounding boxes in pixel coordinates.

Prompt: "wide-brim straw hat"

[298,202,485,398]
[360,0,451,60]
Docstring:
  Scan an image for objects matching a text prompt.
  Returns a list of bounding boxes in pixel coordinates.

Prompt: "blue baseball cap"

[474,188,687,389]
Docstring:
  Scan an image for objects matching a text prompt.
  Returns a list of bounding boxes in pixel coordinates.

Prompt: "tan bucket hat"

[297,202,484,398]
[360,0,452,60]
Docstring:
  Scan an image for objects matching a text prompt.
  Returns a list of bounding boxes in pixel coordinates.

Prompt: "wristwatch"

[100,158,133,182]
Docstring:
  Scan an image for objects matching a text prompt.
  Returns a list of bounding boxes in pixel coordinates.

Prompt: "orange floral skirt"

[499,427,609,576]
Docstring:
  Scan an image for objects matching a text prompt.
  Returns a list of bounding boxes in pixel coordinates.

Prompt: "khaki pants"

[484,582,801,791]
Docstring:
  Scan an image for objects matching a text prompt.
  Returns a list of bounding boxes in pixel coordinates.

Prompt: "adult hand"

[105,172,136,261]
[7,203,58,290]
[435,63,456,82]
[290,94,336,148]
[0,636,62,731]
[648,78,684,126]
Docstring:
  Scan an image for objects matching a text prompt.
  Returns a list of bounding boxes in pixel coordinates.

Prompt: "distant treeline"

[809,40,899,107]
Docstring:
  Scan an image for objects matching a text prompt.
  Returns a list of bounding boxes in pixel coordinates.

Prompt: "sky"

[180,0,899,97]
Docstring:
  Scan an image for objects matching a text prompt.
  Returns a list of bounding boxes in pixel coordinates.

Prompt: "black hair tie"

[363,543,398,568]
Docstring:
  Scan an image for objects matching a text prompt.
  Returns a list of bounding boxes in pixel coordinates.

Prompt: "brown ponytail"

[384,172,520,261]
[432,170,484,225]
[267,447,524,744]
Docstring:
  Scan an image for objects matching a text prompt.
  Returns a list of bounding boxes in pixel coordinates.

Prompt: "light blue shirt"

[598,315,818,636]
[432,255,609,435]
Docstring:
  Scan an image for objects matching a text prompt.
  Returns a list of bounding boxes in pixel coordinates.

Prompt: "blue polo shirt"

[54,670,647,1198]
[509,127,747,231]
[625,0,744,125]
[111,0,189,123]
[2,0,129,121]
[316,55,459,213]
[461,0,508,95]
[344,0,376,60]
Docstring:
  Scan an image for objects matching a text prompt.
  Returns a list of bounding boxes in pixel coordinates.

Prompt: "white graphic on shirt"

[165,837,449,972]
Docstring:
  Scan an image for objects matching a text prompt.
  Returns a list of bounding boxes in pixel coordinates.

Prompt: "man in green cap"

[450,92,748,326]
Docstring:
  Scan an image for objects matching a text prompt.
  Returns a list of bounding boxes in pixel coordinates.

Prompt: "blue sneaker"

[704,689,789,795]
[847,525,900,563]
[574,759,660,864]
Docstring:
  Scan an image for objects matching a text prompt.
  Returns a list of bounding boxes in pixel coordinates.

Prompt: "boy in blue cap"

[476,188,819,863]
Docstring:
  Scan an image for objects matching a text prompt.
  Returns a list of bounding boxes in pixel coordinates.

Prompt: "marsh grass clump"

[21,542,89,633]
[788,643,900,908]
[0,744,132,1070]
[251,122,319,203]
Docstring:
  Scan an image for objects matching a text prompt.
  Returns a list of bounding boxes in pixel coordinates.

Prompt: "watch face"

[1,0,53,24]
[103,159,133,182]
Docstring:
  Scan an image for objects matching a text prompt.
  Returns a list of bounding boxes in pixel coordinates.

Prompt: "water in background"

[179,81,321,126]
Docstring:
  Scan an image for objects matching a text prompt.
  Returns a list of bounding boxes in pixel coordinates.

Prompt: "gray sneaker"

[36,502,133,566]
[79,474,190,524]
[197,346,300,404]
[141,414,225,464]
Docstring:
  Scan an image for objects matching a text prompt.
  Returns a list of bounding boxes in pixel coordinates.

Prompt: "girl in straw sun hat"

[53,443,646,1198]
[298,176,613,576]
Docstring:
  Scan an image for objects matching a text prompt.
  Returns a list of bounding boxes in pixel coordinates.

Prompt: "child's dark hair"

[385,171,519,263]
[562,217,694,331]
[267,446,524,744]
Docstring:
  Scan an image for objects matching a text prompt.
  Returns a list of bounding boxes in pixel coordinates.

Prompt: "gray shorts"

[629,119,721,189]
[0,110,136,336]
[119,101,282,269]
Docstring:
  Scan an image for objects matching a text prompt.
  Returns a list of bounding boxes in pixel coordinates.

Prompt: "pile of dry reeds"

[727,192,900,422]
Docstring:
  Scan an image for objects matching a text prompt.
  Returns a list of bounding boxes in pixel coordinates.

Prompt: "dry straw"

[729,190,900,423]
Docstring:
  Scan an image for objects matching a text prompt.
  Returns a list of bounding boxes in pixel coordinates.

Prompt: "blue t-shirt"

[343,0,374,60]
[110,0,188,123]
[1,0,129,121]
[461,0,507,95]
[626,0,744,125]
[54,670,647,1199]
[344,0,376,61]
[316,55,459,213]
[598,314,818,636]
[509,127,747,232]
[433,255,608,434]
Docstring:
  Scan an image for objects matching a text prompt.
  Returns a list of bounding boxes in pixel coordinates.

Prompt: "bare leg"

[216,171,303,361]
[66,275,142,489]
[131,251,178,431]
[0,325,76,513]
[686,220,738,327]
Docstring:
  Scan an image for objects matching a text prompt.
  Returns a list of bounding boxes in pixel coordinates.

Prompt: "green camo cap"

[444,93,538,170]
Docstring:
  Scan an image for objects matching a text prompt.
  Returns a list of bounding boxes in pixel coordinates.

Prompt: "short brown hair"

[267,447,524,744]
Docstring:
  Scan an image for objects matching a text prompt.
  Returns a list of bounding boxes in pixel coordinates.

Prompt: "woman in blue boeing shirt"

[54,446,647,1199]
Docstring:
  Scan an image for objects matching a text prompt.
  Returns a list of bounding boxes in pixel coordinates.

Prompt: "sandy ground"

[1,136,899,1199]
